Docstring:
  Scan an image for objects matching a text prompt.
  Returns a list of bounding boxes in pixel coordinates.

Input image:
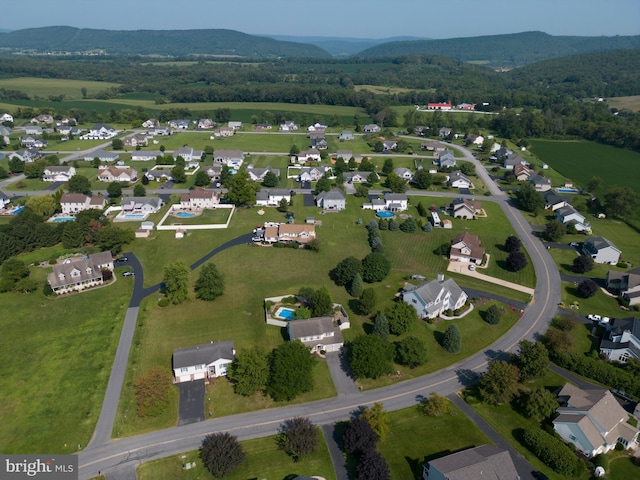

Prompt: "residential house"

[421,140,446,152]
[142,118,159,129]
[173,146,203,164]
[343,171,368,184]
[555,206,590,233]
[422,445,519,480]
[363,124,381,133]
[167,119,191,129]
[402,274,468,319]
[503,154,528,171]
[335,150,354,162]
[179,189,220,209]
[447,171,472,189]
[529,174,552,192]
[297,148,321,163]
[97,166,138,183]
[600,317,640,362]
[213,149,244,167]
[80,123,117,140]
[456,103,476,110]
[123,134,148,148]
[121,196,163,214]
[582,237,621,265]
[84,148,119,162]
[553,382,639,457]
[339,130,354,141]
[427,102,452,110]
[217,126,235,137]
[382,140,397,152]
[31,114,54,125]
[246,165,280,182]
[394,167,414,182]
[0,126,11,145]
[228,121,242,130]
[415,125,429,136]
[60,193,106,214]
[0,113,14,123]
[316,188,346,211]
[307,122,327,132]
[205,165,223,180]
[287,317,344,353]
[57,125,83,137]
[43,166,76,182]
[263,224,316,244]
[279,121,298,131]
[20,136,47,148]
[606,268,640,307]
[197,118,215,129]
[145,169,173,182]
[384,193,408,212]
[9,148,42,164]
[449,198,482,219]
[435,150,456,168]
[310,133,327,150]
[543,191,568,211]
[24,125,43,136]
[172,341,236,383]
[362,196,386,212]
[299,166,332,183]
[466,133,484,145]
[256,189,291,207]
[47,252,114,295]
[513,163,532,181]
[146,126,171,136]
[254,123,272,131]
[131,150,162,161]
[450,232,485,264]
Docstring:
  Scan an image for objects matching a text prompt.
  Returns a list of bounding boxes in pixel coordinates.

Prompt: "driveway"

[458,187,471,195]
[177,380,205,426]
[303,193,316,207]
[325,348,358,395]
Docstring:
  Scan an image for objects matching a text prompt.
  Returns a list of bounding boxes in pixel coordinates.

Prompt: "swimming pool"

[275,307,296,320]
[53,217,74,223]
[376,211,395,218]
[10,206,24,215]
[123,213,146,219]
[557,188,579,194]
[175,211,195,218]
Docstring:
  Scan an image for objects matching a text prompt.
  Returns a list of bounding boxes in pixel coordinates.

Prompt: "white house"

[172,341,236,383]
[255,189,291,206]
[384,193,408,212]
[362,197,386,212]
[60,193,106,214]
[20,136,47,148]
[394,167,414,182]
[279,121,298,131]
[363,124,381,133]
[97,166,138,183]
[297,148,321,163]
[43,166,76,182]
[447,171,472,189]
[228,121,242,130]
[47,251,114,295]
[246,166,280,182]
[213,149,244,167]
[436,150,456,168]
[298,166,332,182]
[555,206,590,233]
[450,232,485,264]
[316,188,346,211]
[173,146,203,163]
[83,148,120,163]
[131,150,163,161]
[339,130,354,141]
[263,224,316,245]
[121,196,163,214]
[582,237,621,265]
[599,317,640,362]
[0,113,14,123]
[80,123,117,140]
[142,118,159,129]
[553,383,639,458]
[287,317,344,353]
[402,274,468,319]
[343,172,368,184]
[179,189,220,209]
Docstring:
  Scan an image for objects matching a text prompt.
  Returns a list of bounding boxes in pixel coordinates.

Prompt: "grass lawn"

[560,281,625,319]
[378,404,492,480]
[464,369,590,480]
[0,266,132,454]
[609,456,640,479]
[0,77,121,100]
[137,430,337,480]
[162,207,231,226]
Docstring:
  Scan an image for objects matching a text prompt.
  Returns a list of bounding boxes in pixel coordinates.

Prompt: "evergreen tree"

[348,273,364,298]
[442,324,461,353]
[372,312,389,341]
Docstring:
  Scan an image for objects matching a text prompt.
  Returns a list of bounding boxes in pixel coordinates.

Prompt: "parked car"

[115,256,128,263]
[587,314,601,321]
[569,242,579,247]
[122,271,135,277]
[469,264,476,271]
[251,236,262,243]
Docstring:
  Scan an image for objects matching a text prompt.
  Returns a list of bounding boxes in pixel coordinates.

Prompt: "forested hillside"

[356,31,640,68]
[0,26,331,58]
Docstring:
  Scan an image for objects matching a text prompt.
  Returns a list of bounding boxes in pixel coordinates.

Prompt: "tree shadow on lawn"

[494,243,507,253]
[405,455,424,480]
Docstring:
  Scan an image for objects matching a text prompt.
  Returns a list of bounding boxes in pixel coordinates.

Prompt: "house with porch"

[279,121,298,131]
[513,163,532,181]
[450,232,485,264]
[402,274,467,320]
[10,148,42,164]
[217,126,235,137]
[20,136,47,148]
[339,130,354,141]
[435,150,456,168]
[60,193,106,214]
[555,206,591,233]
[422,445,519,480]
[343,171,368,184]
[263,224,316,244]
[131,150,162,161]
[382,140,397,152]
[146,126,171,136]
[179,189,220,209]
[197,118,215,129]
[553,382,639,457]
[316,188,346,211]
[97,166,138,183]
[228,121,242,130]
[47,251,114,295]
[173,146,203,164]
[449,198,482,219]
[363,124,381,133]
[311,135,328,150]
[447,171,472,189]
[599,317,640,362]
[582,237,621,264]
[503,154,528,170]
[43,166,76,182]
[172,341,236,383]
[606,267,640,307]
[394,167,414,181]
[256,189,291,207]
[384,193,408,212]
[287,317,344,353]
[298,166,332,182]
[80,123,117,140]
[297,148,321,163]
[167,119,191,129]
[123,134,148,148]
[543,191,569,211]
[529,174,552,192]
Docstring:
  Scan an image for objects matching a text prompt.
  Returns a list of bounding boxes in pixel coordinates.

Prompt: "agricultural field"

[606,95,640,113]
[0,77,121,100]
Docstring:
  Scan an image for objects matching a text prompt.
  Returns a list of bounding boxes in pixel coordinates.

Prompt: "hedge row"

[522,428,584,476]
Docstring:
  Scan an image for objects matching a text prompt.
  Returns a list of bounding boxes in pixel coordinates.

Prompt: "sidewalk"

[447,261,535,296]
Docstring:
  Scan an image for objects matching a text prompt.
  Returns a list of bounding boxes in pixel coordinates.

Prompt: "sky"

[1,0,639,39]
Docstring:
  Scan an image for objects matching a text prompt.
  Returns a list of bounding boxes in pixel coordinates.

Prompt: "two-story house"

[172,341,236,383]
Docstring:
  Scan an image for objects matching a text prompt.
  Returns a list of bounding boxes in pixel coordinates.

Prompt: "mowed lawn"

[529,139,640,196]
[0,268,132,453]
[137,430,336,480]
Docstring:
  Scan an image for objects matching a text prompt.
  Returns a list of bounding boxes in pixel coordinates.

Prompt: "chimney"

[437,272,445,283]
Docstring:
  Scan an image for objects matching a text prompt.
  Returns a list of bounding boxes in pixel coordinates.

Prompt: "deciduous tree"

[359,288,376,315]
[356,451,390,480]
[342,416,378,456]
[395,336,428,368]
[279,417,319,462]
[68,175,91,194]
[227,347,269,397]
[267,341,315,401]
[484,304,502,325]
[506,251,528,271]
[200,432,245,478]
[107,181,122,198]
[385,301,416,335]
[194,169,211,187]
[577,278,598,298]
[372,312,389,341]
[194,262,225,301]
[418,392,453,417]
[572,255,594,274]
[513,340,549,381]
[349,334,394,379]
[504,235,521,253]
[262,171,279,187]
[361,253,390,283]
[162,261,191,304]
[516,182,544,213]
[521,387,558,421]
[544,220,565,242]
[478,360,520,405]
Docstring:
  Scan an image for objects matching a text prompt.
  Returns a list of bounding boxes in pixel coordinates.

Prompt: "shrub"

[399,218,417,233]
[577,279,598,298]
[552,315,577,331]
[134,366,172,417]
[573,255,594,274]
[522,428,585,476]
[484,305,502,325]
[504,235,521,253]
[200,432,246,478]
[361,253,390,283]
[593,454,609,471]
[158,297,169,307]
[388,220,399,231]
[506,251,527,271]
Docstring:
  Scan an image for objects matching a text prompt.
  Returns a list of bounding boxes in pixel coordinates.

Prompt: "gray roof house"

[503,154,527,170]
[436,150,456,168]
[402,275,468,319]
[555,206,590,233]
[553,382,639,457]
[363,124,381,133]
[121,196,163,213]
[47,251,114,295]
[256,188,291,207]
[393,167,414,181]
[528,174,552,192]
[287,317,344,353]
[84,148,119,162]
[213,149,244,166]
[316,188,346,211]
[447,171,471,189]
[599,317,640,362]
[422,445,519,480]
[172,341,236,383]
[543,190,568,211]
[582,237,621,264]
[247,165,280,182]
[606,267,640,306]
[338,130,354,141]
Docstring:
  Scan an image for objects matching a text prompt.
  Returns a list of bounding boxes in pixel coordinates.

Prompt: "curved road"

[73,142,561,478]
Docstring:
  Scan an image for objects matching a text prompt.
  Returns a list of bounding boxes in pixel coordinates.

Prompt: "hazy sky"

[2,0,639,39]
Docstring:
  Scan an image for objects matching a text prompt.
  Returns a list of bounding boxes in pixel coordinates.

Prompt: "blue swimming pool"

[10,206,24,215]
[376,211,395,218]
[53,217,74,223]
[275,307,296,320]
[557,188,579,194]
[176,211,195,218]
[123,213,146,219]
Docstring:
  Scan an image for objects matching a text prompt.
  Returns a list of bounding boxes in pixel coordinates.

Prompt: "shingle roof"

[427,445,519,480]
[172,341,235,369]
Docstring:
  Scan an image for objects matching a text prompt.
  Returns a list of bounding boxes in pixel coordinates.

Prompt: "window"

[180,368,188,373]
[569,434,577,441]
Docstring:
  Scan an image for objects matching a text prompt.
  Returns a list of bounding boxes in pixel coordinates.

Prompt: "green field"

[529,139,640,195]
[0,266,132,454]
[0,77,121,100]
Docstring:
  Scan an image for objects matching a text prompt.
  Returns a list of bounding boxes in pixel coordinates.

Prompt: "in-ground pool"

[52,217,74,223]
[175,211,195,218]
[556,188,579,194]
[275,307,296,320]
[123,213,146,219]
[10,206,24,215]
[376,211,395,218]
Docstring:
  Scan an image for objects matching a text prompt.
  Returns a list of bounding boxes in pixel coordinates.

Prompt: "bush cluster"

[522,428,585,476]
